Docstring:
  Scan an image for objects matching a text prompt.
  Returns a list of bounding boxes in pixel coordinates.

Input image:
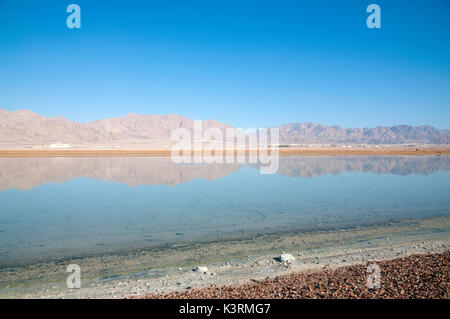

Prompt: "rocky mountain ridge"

[0,108,448,145]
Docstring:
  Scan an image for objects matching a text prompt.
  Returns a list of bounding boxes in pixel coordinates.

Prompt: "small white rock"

[280,253,296,263]
[193,266,208,273]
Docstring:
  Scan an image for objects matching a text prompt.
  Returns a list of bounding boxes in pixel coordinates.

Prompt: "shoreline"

[0,147,449,157]
[1,216,448,298]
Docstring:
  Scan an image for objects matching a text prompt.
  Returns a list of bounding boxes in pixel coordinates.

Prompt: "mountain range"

[0,108,448,145]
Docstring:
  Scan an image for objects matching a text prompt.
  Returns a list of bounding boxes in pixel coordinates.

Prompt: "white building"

[49,143,70,149]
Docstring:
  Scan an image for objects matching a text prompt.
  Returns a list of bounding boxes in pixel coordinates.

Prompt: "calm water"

[0,156,449,266]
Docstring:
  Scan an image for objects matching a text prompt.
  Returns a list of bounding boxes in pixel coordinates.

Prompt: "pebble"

[193,266,208,273]
[143,252,449,299]
[280,253,296,263]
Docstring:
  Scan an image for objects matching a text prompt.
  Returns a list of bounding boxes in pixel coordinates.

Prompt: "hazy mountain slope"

[0,109,107,143]
[275,122,450,144]
[0,108,448,144]
[86,113,230,140]
[0,109,230,144]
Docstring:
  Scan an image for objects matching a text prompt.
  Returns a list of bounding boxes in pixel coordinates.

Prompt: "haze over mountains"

[0,108,449,145]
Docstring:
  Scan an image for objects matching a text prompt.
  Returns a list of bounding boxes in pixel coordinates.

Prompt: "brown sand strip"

[0,147,449,157]
[141,252,449,299]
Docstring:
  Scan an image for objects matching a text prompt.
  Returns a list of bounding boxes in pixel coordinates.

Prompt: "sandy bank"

[0,146,449,157]
[1,216,448,299]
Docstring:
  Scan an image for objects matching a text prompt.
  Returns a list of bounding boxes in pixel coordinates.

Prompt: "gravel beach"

[142,252,449,299]
[1,217,447,299]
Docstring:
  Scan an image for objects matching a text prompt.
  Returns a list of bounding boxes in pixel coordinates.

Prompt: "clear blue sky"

[0,0,449,128]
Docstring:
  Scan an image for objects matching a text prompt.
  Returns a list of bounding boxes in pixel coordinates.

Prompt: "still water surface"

[0,156,449,266]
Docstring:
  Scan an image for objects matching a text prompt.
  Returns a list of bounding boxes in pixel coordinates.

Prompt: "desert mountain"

[274,122,450,145]
[0,108,448,145]
[0,109,230,144]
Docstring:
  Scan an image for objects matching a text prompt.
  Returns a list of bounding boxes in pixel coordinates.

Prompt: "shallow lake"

[0,156,449,266]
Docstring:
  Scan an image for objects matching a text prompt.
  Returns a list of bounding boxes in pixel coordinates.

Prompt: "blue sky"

[0,0,449,128]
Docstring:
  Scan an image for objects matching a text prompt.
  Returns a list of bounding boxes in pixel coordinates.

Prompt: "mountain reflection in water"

[0,156,448,191]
